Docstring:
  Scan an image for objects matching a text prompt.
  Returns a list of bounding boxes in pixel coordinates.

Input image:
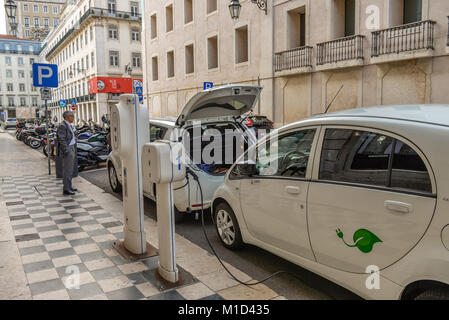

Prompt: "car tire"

[214,202,244,250]
[414,288,449,300]
[108,163,122,193]
[174,207,185,224]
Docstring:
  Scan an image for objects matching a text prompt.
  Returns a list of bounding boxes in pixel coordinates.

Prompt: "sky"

[0,0,6,34]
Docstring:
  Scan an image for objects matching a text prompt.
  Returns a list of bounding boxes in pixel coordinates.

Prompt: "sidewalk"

[0,130,285,300]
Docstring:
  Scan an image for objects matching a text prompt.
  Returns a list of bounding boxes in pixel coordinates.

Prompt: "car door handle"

[286,186,301,195]
[384,200,413,214]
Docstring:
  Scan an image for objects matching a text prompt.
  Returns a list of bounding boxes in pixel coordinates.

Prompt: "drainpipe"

[271,0,275,124]
[258,76,261,114]
[142,0,150,113]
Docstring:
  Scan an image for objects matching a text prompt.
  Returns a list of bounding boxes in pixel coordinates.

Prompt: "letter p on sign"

[33,63,59,88]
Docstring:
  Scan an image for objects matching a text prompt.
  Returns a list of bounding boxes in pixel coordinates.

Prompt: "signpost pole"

[45,94,51,175]
[32,63,58,177]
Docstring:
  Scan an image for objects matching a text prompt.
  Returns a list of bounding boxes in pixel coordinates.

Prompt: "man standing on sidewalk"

[57,111,78,195]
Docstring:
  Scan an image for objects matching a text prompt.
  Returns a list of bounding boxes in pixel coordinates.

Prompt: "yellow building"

[6,0,67,41]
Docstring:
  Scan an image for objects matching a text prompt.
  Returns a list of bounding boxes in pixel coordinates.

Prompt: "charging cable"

[186,168,306,287]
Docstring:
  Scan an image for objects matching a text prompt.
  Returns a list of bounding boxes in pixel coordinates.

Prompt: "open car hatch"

[176,85,262,126]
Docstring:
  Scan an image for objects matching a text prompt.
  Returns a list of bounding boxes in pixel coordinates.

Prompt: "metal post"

[45,97,51,175]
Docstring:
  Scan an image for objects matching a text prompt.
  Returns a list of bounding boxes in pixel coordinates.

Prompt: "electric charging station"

[110,93,185,284]
[110,94,156,258]
[142,141,185,283]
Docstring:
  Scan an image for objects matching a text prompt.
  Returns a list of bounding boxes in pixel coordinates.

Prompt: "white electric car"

[212,105,449,300]
[107,84,261,222]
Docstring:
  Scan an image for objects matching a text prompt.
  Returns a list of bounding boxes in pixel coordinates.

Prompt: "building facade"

[143,0,449,126]
[40,0,143,124]
[6,0,67,41]
[0,35,42,120]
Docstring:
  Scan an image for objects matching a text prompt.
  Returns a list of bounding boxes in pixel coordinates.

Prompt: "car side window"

[255,129,316,178]
[319,128,432,193]
[150,125,166,142]
[391,141,432,193]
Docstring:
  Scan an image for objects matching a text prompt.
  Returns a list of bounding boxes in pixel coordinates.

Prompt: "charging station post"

[142,141,185,283]
[110,95,156,257]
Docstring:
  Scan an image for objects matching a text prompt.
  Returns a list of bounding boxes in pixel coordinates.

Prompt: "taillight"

[244,118,254,127]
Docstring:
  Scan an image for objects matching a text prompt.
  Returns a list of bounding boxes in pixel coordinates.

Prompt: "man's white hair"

[63,111,74,119]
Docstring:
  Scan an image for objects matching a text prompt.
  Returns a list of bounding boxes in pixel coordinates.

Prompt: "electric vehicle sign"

[33,63,58,88]
[59,100,66,108]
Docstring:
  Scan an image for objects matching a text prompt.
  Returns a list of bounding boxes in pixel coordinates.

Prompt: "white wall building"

[40,0,143,124]
[142,0,274,121]
[142,0,449,126]
[0,35,42,120]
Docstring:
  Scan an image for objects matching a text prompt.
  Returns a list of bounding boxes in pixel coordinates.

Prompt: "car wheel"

[214,202,244,250]
[414,288,449,300]
[174,207,184,224]
[108,163,122,193]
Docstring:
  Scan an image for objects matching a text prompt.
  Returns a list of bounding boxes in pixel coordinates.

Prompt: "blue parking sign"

[203,82,214,90]
[33,63,58,88]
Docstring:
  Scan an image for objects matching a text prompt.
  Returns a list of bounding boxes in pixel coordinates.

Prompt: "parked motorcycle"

[77,141,109,171]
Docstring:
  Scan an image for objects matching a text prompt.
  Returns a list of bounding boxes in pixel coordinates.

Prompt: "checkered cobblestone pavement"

[1,175,224,300]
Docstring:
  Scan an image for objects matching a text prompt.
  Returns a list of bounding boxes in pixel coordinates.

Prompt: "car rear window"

[150,125,167,142]
[319,128,432,194]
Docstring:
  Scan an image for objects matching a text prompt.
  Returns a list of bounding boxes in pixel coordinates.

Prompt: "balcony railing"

[371,20,436,57]
[274,46,313,72]
[0,49,37,55]
[45,7,141,59]
[317,35,365,65]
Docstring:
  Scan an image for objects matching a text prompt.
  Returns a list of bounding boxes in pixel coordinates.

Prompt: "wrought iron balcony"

[317,35,365,65]
[274,46,313,72]
[371,20,436,57]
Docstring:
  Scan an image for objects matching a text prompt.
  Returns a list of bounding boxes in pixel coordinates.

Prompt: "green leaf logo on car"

[336,228,382,253]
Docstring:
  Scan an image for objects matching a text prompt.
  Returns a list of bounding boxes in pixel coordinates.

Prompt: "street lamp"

[229,0,241,20]
[229,0,267,19]
[4,0,18,30]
